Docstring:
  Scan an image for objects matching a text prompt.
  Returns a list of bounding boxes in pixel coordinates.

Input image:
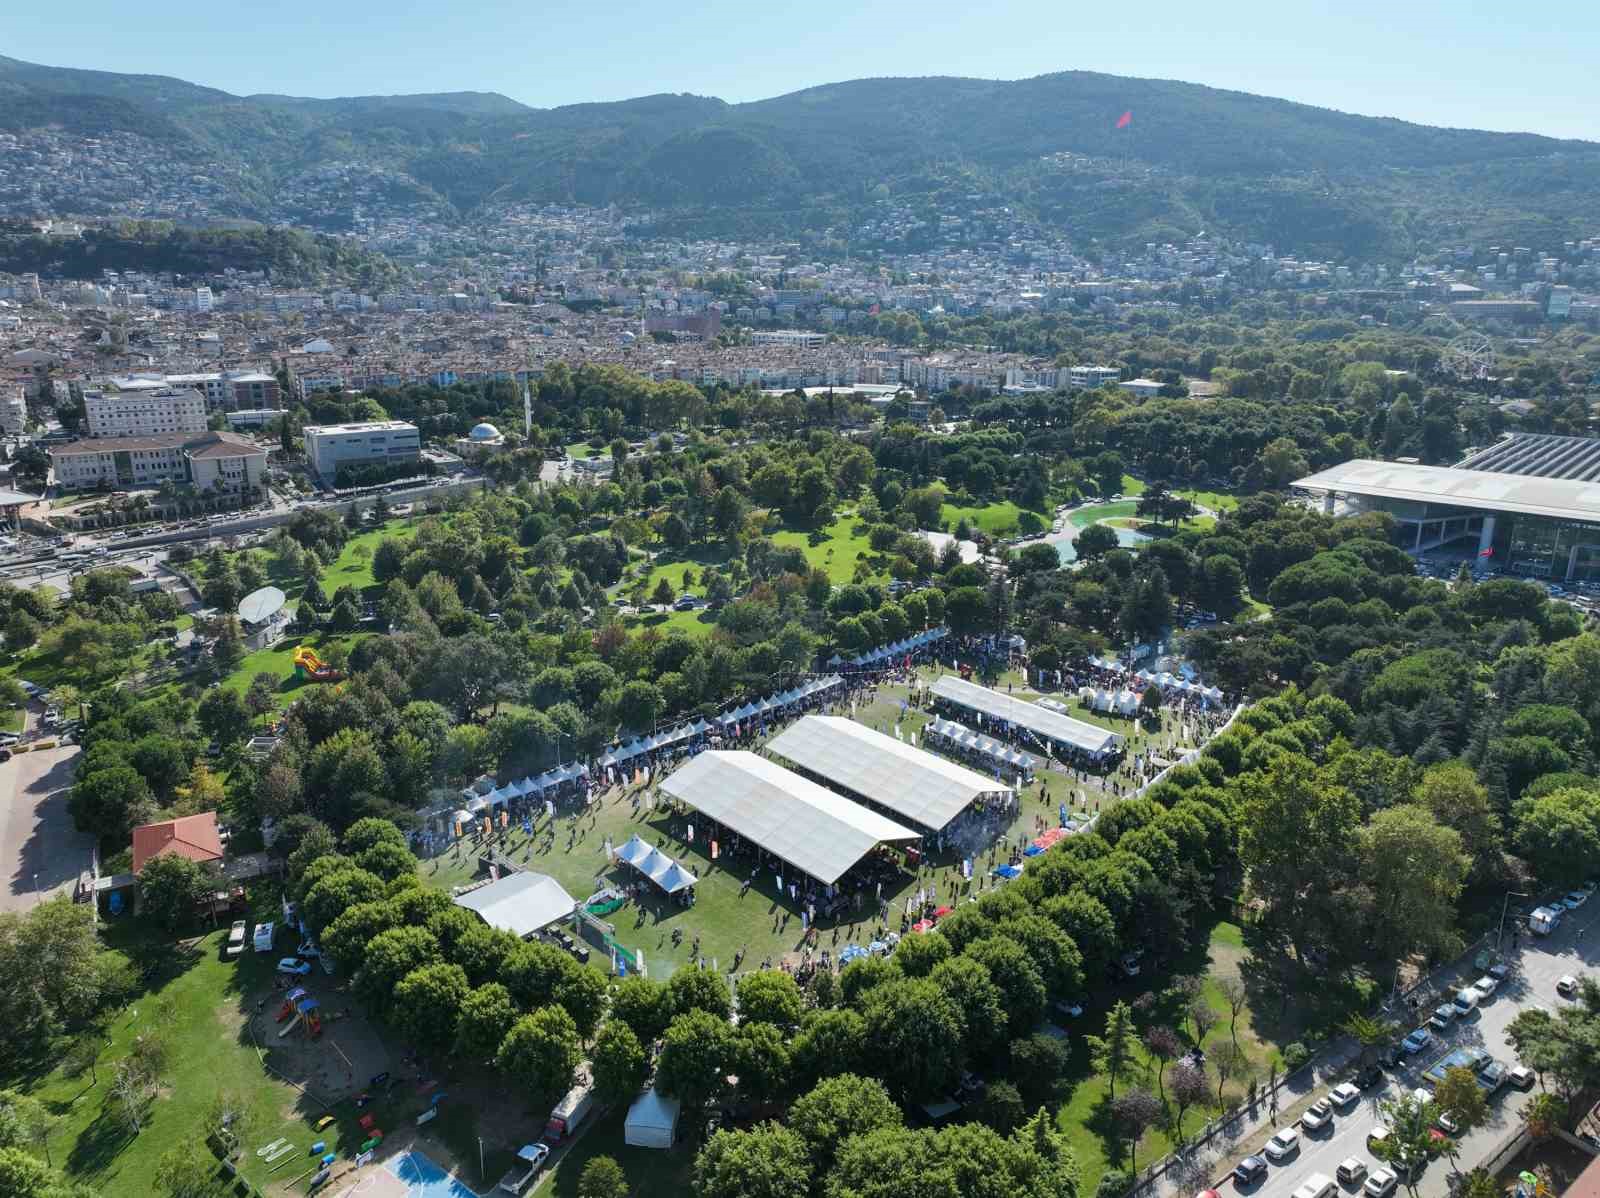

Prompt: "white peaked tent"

[1078,686,1097,704]
[626,1087,681,1149]
[1114,689,1140,715]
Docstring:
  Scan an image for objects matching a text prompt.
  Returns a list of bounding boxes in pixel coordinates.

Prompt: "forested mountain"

[5,54,1598,258]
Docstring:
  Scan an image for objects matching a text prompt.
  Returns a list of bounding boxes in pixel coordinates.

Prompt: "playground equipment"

[276,987,309,1022]
[292,646,343,683]
[278,995,323,1039]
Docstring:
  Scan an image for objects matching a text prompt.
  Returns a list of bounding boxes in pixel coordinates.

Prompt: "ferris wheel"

[1443,332,1495,382]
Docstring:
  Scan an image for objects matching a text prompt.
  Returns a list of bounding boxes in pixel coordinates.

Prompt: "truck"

[1529,905,1563,936]
[497,1143,549,1194]
[543,1076,596,1144]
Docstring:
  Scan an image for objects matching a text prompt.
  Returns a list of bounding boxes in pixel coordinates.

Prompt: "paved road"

[0,708,90,913]
[1207,905,1599,1198]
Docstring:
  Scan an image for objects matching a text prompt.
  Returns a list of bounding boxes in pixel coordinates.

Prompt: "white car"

[1365,1168,1398,1198]
[1265,1128,1301,1161]
[1329,1083,1361,1109]
[1557,975,1579,997]
[1302,1098,1334,1132]
[1472,975,1499,1000]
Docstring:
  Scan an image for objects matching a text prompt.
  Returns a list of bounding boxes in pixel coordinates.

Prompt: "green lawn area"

[621,545,733,605]
[623,608,720,637]
[940,500,1026,536]
[1119,475,1147,497]
[0,705,23,732]
[219,631,367,709]
[1068,502,1139,528]
[769,512,882,585]
[1177,488,1239,512]
[323,519,419,595]
[21,904,523,1196]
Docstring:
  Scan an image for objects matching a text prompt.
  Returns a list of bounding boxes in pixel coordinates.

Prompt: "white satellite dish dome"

[469,422,501,441]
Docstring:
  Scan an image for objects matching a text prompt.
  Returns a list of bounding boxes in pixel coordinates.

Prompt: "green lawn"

[0,705,23,732]
[941,500,1025,536]
[1177,489,1239,513]
[1068,502,1140,528]
[188,517,418,605]
[623,608,720,637]
[219,631,367,709]
[769,512,882,585]
[1119,475,1147,497]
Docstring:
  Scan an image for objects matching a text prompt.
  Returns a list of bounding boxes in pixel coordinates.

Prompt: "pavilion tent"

[659,750,920,885]
[615,835,652,868]
[655,863,697,894]
[1114,690,1140,716]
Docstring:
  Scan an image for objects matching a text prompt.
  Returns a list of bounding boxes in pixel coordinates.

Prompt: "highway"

[1213,902,1598,1198]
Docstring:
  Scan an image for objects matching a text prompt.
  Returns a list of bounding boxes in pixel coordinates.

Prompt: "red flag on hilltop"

[1116,110,1132,129]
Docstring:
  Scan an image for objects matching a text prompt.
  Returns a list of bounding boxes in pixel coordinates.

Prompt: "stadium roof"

[658,751,920,884]
[930,675,1124,756]
[1292,459,1600,524]
[454,871,577,938]
[1457,433,1600,481]
[767,715,1002,832]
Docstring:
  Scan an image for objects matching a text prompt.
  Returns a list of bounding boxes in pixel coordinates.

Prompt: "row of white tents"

[922,716,1039,776]
[829,626,949,668]
[713,674,847,729]
[1078,687,1144,716]
[613,835,698,894]
[599,720,715,768]
[459,761,591,813]
[1134,669,1226,702]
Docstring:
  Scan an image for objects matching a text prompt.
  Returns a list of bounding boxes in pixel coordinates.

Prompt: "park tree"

[392,963,470,1058]
[576,1157,630,1198]
[1143,1027,1182,1102]
[1168,1062,1210,1140]
[862,977,967,1102]
[454,983,517,1064]
[657,1009,735,1112]
[197,687,252,747]
[591,1020,649,1106]
[734,1021,792,1106]
[137,854,209,931]
[788,1073,902,1175]
[964,937,1046,1037]
[790,1009,868,1095]
[1237,754,1361,960]
[1512,788,1600,886]
[1431,1066,1488,1174]
[355,926,440,1014]
[610,975,670,1044]
[736,970,805,1033]
[1075,524,1120,562]
[665,966,732,1022]
[1375,1091,1438,1198]
[1087,1001,1137,1101]
[497,1006,582,1111]
[1112,1088,1163,1170]
[1362,805,1468,968]
[694,1123,812,1198]
[302,866,385,933]
[68,765,156,842]
[154,1144,230,1198]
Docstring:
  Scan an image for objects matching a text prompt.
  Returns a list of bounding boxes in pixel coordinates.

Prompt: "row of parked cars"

[1230,960,1539,1198]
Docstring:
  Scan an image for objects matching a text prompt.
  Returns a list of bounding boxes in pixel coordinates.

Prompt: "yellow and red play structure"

[292,647,343,683]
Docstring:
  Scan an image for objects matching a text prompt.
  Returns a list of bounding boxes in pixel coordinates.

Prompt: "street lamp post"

[1496,890,1531,955]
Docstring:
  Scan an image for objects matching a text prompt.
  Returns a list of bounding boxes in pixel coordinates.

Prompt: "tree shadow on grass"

[65,1094,138,1179]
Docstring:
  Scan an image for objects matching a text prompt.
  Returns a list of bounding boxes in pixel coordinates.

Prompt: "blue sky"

[9,0,1600,140]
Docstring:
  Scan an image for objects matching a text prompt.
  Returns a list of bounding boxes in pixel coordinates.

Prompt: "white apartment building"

[1068,365,1123,389]
[193,287,214,313]
[1,388,27,435]
[751,329,827,349]
[109,370,280,411]
[83,387,208,438]
[303,421,421,484]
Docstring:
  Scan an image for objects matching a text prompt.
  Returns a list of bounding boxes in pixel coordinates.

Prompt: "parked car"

[1401,1028,1433,1055]
[1235,1156,1268,1186]
[225,920,247,958]
[1428,1004,1457,1031]
[1292,1172,1335,1198]
[1265,1128,1301,1162]
[1557,975,1580,997]
[1364,1168,1398,1198]
[1471,975,1499,1000]
[1367,1126,1391,1152]
[276,958,312,976]
[1488,962,1512,983]
[1451,989,1479,1018]
[1330,1083,1362,1109]
[1302,1098,1335,1132]
[1337,1158,1368,1187]
[1052,998,1085,1019]
[1564,891,1589,910]
[296,941,321,958]
[1356,1065,1386,1090]
[1507,1065,1536,1090]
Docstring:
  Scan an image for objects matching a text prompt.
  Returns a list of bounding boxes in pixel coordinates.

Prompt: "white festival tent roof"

[658,750,920,884]
[931,675,1124,756]
[768,715,1005,832]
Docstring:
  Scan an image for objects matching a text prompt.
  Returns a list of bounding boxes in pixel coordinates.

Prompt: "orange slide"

[292,647,343,682]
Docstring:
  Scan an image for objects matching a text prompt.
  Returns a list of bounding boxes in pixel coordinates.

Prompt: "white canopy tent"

[768,715,1005,832]
[931,674,1125,758]
[625,1087,681,1149]
[658,751,920,884]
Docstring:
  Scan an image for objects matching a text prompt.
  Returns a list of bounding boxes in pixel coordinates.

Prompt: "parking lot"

[0,706,91,913]
[1207,901,1598,1198]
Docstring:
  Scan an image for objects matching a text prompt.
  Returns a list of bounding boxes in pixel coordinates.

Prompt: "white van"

[1293,1173,1335,1198]
[1529,905,1563,936]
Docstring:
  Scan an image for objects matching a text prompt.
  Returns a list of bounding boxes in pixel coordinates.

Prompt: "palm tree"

[1523,1092,1565,1140]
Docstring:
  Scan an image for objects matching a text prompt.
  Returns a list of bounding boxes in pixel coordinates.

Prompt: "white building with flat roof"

[50,430,266,493]
[1,387,26,435]
[302,420,421,484]
[84,387,208,439]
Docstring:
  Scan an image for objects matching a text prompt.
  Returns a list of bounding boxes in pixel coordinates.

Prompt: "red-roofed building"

[131,813,225,874]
